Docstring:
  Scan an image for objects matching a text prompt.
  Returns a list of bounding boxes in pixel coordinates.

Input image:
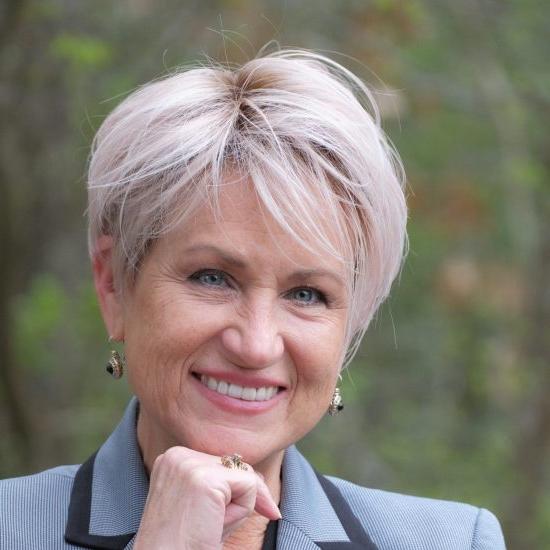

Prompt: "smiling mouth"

[195,374,280,402]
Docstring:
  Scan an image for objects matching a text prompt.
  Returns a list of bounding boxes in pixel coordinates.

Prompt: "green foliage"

[50,33,112,68]
[14,275,68,374]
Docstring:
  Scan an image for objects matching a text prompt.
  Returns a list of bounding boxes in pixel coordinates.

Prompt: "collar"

[65,398,147,549]
[278,445,378,549]
[65,398,378,549]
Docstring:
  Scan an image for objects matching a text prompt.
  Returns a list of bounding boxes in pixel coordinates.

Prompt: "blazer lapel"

[278,446,379,550]
[65,398,147,549]
[314,473,379,549]
[64,400,377,550]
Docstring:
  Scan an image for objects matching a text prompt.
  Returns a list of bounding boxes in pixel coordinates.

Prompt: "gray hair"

[87,49,407,366]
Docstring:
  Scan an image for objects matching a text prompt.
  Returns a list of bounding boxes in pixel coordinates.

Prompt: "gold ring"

[220,454,248,471]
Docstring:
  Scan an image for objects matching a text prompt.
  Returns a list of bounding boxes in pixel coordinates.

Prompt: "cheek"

[123,292,216,389]
[290,320,346,392]
[283,326,345,443]
[127,284,207,343]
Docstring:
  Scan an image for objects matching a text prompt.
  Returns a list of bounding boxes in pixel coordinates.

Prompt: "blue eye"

[190,270,229,287]
[289,287,326,305]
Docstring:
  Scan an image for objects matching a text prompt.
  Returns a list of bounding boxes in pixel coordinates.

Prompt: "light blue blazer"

[0,398,506,549]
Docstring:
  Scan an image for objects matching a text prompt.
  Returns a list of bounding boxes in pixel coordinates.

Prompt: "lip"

[190,372,287,415]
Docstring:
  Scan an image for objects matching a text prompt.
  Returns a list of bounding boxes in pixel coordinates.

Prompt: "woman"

[0,49,505,549]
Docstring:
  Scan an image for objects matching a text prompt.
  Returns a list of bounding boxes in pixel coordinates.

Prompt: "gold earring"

[328,387,344,416]
[106,350,124,379]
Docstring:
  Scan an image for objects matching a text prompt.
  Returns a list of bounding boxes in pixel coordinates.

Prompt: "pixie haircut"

[87,49,407,365]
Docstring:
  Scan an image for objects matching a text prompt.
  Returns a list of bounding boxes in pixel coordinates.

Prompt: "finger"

[219,467,280,522]
[222,461,280,520]
[253,475,282,520]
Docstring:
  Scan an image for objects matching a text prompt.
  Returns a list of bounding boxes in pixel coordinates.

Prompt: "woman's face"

[111,177,349,469]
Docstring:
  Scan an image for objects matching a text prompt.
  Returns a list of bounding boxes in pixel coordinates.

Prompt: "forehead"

[177,174,351,268]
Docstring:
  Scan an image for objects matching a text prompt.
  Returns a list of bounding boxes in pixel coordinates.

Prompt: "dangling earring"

[328,387,344,416]
[106,350,125,379]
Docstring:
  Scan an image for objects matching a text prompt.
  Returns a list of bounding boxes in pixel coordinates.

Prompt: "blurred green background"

[0,1,548,548]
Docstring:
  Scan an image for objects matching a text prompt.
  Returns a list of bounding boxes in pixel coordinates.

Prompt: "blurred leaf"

[13,274,67,373]
[50,33,112,68]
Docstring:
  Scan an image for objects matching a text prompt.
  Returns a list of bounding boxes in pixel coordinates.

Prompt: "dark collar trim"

[315,472,380,550]
[64,448,377,549]
[65,451,135,550]
[260,519,278,550]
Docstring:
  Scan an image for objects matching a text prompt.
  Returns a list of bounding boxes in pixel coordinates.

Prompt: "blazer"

[0,398,506,549]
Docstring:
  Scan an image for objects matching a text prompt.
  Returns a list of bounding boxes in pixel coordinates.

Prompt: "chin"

[184,428,281,467]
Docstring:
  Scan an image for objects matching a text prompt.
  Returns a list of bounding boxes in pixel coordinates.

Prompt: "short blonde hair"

[87,49,407,365]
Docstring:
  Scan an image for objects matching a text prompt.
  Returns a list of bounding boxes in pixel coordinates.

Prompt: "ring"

[220,453,249,471]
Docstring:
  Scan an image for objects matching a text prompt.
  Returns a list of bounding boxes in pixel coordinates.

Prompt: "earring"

[328,387,344,416]
[106,350,125,379]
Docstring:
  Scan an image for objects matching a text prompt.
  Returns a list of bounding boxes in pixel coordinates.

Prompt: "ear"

[92,235,125,341]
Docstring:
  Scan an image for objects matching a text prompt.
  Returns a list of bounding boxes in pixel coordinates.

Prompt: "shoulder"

[0,465,80,549]
[0,464,78,508]
[328,476,506,550]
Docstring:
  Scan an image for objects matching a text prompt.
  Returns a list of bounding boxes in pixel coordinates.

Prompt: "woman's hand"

[133,446,281,550]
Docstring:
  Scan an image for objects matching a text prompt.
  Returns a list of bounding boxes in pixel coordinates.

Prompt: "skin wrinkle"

[163,255,348,317]
[180,243,347,292]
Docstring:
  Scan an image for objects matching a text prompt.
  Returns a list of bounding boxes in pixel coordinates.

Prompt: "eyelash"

[188,269,329,306]
[288,286,328,306]
[189,269,230,288]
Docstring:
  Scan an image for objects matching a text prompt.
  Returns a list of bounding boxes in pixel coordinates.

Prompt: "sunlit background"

[1,1,548,548]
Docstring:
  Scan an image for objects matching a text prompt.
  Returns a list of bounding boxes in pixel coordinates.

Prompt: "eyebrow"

[183,244,345,286]
[183,244,247,268]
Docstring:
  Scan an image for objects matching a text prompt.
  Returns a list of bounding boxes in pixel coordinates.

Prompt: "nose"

[221,298,284,369]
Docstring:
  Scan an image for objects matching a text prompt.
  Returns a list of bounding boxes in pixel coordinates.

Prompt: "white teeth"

[198,375,279,402]
[228,384,243,399]
[241,387,257,401]
[256,387,266,401]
